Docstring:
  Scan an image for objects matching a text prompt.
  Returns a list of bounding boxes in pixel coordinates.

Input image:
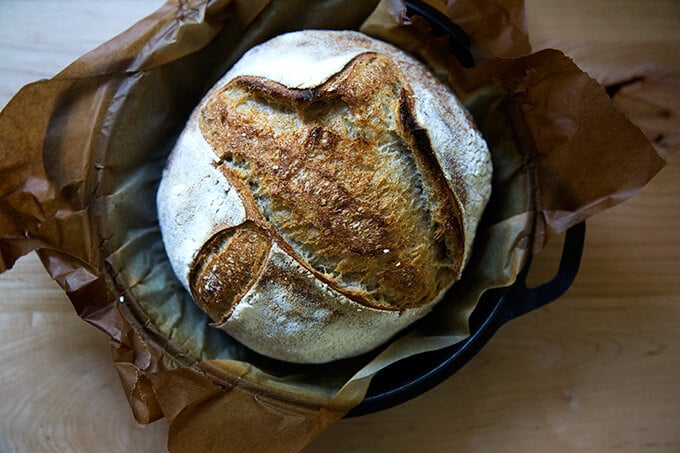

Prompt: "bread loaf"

[157,30,492,363]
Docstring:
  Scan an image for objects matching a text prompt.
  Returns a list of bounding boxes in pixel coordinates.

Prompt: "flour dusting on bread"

[157,30,492,363]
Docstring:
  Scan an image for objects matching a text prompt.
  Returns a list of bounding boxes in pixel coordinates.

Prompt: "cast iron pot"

[348,0,587,417]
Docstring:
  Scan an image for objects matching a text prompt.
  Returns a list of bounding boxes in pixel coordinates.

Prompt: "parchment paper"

[0,0,664,451]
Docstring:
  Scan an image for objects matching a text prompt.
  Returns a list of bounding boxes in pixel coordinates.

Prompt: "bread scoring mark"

[198,52,465,310]
[189,221,271,322]
[239,77,315,103]
[398,90,465,269]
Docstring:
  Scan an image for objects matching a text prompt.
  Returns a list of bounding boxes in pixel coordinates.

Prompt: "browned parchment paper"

[0,0,665,452]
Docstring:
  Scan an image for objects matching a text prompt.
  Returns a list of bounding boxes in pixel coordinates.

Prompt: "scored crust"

[157,30,492,363]
[199,52,465,311]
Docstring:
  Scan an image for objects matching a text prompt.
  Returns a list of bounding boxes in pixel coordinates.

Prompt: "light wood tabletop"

[1,1,678,452]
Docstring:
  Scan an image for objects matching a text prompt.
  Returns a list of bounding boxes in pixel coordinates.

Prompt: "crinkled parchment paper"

[0,0,665,451]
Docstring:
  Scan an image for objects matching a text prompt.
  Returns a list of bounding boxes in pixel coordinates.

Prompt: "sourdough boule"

[157,30,492,363]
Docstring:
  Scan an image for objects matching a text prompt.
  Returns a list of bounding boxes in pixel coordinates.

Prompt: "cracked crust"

[199,52,464,311]
[157,30,492,363]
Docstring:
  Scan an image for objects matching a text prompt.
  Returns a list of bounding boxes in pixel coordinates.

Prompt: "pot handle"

[405,0,475,68]
[499,222,586,324]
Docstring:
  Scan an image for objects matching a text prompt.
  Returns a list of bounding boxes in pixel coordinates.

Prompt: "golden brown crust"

[197,52,465,310]
[189,221,271,321]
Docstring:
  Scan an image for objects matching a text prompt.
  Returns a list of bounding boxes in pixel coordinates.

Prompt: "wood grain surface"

[1,1,678,452]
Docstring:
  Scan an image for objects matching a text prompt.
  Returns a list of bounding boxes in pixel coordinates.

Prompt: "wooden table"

[1,1,678,451]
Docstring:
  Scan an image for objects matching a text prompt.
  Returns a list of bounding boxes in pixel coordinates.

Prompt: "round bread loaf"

[157,30,492,363]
